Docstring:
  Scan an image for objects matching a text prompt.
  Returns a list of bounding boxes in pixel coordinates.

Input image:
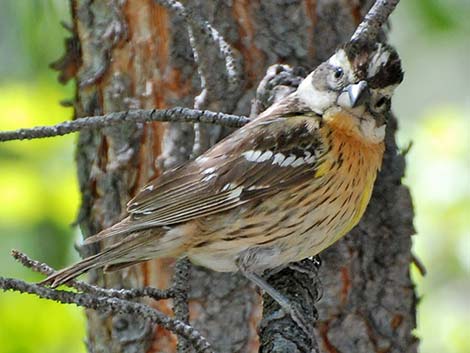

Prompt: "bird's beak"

[338,80,370,109]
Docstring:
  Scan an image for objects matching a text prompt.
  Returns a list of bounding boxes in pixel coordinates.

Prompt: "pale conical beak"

[338,80,370,109]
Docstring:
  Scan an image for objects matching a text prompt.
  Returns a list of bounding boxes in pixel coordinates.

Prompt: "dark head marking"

[342,40,404,89]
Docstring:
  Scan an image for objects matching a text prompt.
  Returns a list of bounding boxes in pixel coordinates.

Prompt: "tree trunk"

[65,0,417,352]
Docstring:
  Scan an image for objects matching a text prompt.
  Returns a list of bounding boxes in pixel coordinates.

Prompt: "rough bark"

[64,0,417,352]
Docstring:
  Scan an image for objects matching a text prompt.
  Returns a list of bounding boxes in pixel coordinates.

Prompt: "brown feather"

[122,112,324,229]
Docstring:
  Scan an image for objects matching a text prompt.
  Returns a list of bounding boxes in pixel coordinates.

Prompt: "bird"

[41,40,403,330]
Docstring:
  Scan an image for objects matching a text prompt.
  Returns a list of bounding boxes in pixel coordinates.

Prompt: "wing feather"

[123,108,324,229]
[124,115,319,228]
[83,98,325,246]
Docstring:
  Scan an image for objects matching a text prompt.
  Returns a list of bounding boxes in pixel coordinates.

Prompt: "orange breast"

[316,112,385,243]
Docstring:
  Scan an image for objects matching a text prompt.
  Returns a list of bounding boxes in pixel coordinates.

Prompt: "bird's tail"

[39,252,103,288]
[39,226,176,288]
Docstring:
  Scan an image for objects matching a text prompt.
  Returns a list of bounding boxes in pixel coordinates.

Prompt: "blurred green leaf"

[410,0,470,34]
[0,292,86,353]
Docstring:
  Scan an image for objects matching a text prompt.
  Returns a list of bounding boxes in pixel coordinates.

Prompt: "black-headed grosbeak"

[42,41,403,326]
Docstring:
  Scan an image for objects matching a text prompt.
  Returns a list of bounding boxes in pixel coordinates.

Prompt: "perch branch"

[0,108,250,142]
[11,250,175,300]
[0,277,212,353]
[351,0,400,43]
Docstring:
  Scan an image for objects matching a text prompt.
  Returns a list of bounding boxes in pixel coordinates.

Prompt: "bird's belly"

[187,249,240,272]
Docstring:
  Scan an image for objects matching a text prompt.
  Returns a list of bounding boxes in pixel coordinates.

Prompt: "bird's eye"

[334,68,344,79]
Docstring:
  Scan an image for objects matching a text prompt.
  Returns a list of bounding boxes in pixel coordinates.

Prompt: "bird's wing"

[128,112,325,225]
[84,102,326,244]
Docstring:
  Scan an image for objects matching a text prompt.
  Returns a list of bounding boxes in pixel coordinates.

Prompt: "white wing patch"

[221,183,236,191]
[291,158,306,167]
[196,155,209,164]
[280,154,296,167]
[273,153,286,165]
[202,173,217,182]
[242,149,317,167]
[203,167,216,175]
[257,151,273,162]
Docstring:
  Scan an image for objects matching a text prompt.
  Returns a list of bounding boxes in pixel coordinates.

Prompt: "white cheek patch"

[297,74,336,115]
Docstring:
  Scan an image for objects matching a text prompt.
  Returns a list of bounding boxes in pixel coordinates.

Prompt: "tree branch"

[0,276,213,353]
[11,250,175,301]
[351,0,400,43]
[0,108,250,143]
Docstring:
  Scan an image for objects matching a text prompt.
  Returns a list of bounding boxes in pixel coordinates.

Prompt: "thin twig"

[0,277,213,353]
[154,0,243,161]
[11,250,175,301]
[155,0,241,92]
[0,108,250,142]
[351,0,400,43]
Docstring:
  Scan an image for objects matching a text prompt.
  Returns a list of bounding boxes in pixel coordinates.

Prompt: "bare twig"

[0,277,213,353]
[11,250,175,301]
[0,108,250,143]
[154,0,241,92]
[351,0,400,43]
[154,0,244,160]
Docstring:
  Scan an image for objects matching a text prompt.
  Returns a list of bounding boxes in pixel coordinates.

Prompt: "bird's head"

[296,41,403,143]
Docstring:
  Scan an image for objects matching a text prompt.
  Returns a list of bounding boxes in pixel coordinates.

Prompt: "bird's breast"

[289,124,385,258]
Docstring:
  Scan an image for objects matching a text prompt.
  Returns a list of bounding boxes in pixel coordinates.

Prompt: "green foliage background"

[0,1,468,353]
